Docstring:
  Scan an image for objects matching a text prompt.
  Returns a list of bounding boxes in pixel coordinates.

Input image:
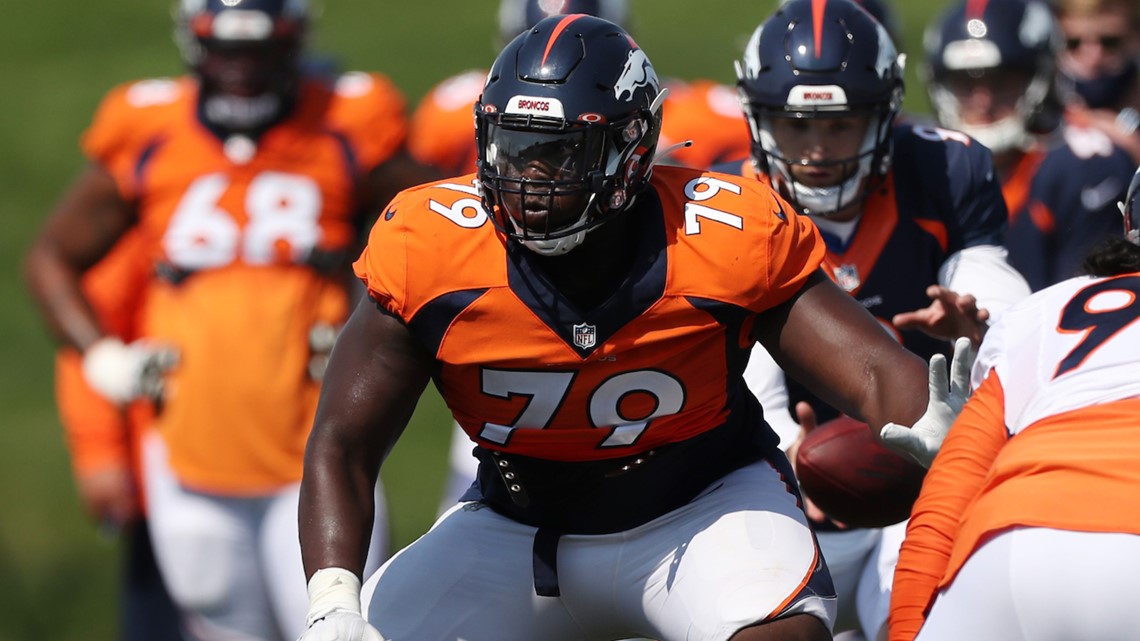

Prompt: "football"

[794,414,927,528]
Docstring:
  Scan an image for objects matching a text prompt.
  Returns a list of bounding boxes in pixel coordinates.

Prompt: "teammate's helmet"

[175,0,309,129]
[736,0,904,217]
[476,15,664,256]
[497,0,630,44]
[922,0,1063,155]
[1124,166,1140,244]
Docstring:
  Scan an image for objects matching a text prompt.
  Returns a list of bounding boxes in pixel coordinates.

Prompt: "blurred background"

[0,1,943,638]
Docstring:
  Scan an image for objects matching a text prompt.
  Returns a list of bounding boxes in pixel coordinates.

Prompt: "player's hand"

[788,402,847,528]
[82,337,178,405]
[880,337,975,468]
[891,285,989,347]
[298,611,382,641]
[76,465,138,528]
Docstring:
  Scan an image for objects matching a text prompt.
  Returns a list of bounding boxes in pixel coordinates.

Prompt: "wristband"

[305,567,363,627]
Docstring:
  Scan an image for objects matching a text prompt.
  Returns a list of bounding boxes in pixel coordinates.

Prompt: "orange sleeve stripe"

[889,371,1008,641]
[913,218,948,252]
[1028,201,1055,234]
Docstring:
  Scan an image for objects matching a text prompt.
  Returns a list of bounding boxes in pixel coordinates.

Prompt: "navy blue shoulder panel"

[407,288,490,357]
[133,136,166,202]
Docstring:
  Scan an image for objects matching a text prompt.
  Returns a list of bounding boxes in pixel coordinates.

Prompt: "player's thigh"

[815,527,879,634]
[361,502,586,641]
[572,459,835,641]
[143,432,275,639]
[917,527,1140,641]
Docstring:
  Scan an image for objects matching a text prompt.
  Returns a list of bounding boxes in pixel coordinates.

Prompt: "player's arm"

[300,297,433,576]
[24,162,134,351]
[299,296,432,636]
[752,270,929,433]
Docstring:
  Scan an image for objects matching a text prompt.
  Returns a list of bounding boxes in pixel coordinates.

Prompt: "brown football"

[794,414,927,528]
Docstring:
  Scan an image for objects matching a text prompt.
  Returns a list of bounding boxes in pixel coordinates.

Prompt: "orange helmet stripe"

[812,0,828,59]
[541,14,588,67]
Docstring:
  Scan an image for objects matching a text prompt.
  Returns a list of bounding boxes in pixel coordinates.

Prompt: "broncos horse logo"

[614,49,659,102]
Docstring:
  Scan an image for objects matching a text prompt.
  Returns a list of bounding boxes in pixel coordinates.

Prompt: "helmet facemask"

[741,98,898,217]
[477,103,661,256]
[927,66,1049,155]
[175,1,307,132]
[923,0,1063,155]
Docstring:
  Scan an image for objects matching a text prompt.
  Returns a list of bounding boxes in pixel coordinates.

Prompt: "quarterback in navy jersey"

[727,2,1031,640]
[923,0,1137,292]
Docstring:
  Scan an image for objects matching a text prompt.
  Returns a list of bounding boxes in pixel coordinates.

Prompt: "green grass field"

[0,1,945,638]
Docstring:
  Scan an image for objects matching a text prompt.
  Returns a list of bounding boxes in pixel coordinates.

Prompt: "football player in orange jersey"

[54,230,186,641]
[410,0,634,515]
[888,167,1140,641]
[297,15,942,641]
[22,0,437,639]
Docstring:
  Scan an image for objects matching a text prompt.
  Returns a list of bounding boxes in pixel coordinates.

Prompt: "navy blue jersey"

[722,124,1009,423]
[1002,126,1135,291]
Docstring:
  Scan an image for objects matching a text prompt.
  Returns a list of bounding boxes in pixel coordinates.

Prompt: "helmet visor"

[484,124,603,239]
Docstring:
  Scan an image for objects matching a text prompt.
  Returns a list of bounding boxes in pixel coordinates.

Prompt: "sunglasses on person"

[1065,34,1126,52]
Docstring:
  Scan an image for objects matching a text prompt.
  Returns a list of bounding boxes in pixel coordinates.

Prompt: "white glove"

[81,337,178,405]
[880,337,975,468]
[299,568,381,641]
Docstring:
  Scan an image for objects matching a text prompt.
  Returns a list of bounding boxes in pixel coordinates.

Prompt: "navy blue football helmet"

[736,0,904,217]
[922,0,1063,154]
[476,15,664,255]
[497,0,630,44]
[175,0,309,130]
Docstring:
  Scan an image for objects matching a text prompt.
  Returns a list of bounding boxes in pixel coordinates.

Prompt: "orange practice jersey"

[82,72,409,494]
[658,79,751,170]
[407,69,486,177]
[890,272,1140,641]
[355,165,824,462]
[54,230,153,506]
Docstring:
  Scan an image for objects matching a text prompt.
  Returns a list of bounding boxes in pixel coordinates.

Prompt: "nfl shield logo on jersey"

[833,264,861,292]
[573,322,597,349]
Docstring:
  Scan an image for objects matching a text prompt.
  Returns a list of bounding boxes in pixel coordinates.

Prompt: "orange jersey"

[82,72,410,494]
[407,69,486,176]
[658,79,751,169]
[54,230,153,505]
[355,165,824,462]
[890,273,1140,641]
